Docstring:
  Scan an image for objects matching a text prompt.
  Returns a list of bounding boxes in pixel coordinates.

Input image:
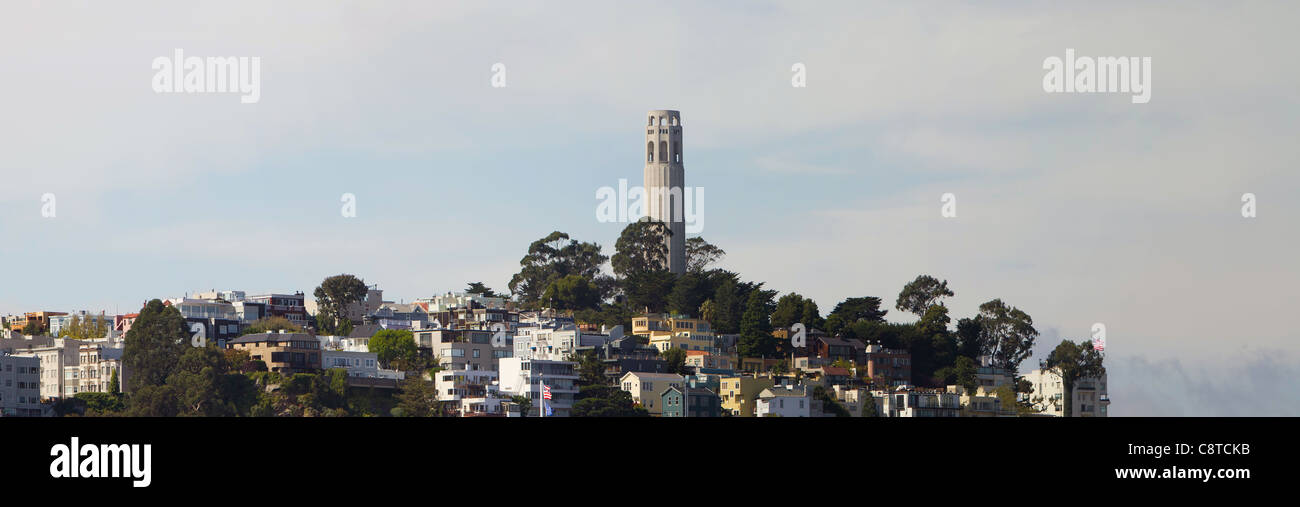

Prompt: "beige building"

[718,375,775,417]
[619,371,683,415]
[633,313,715,353]
[1022,368,1110,417]
[226,332,321,374]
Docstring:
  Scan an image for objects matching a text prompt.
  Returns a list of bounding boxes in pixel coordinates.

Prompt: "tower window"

[648,117,654,126]
[647,141,654,162]
[673,141,681,162]
[659,141,667,162]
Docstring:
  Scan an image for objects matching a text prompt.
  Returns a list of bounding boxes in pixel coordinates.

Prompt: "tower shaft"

[642,110,686,275]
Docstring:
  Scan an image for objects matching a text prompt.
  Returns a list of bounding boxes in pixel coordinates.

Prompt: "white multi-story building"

[322,350,379,376]
[69,344,125,395]
[12,338,87,400]
[513,324,615,361]
[317,335,371,352]
[434,369,508,416]
[756,385,812,417]
[498,357,578,417]
[881,388,962,417]
[0,353,43,416]
[415,291,506,313]
[1022,368,1109,417]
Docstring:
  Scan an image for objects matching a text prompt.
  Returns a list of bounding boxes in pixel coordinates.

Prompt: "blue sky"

[2,1,1298,414]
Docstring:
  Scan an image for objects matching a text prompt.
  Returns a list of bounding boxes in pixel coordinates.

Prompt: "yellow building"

[633,314,715,353]
[718,375,774,417]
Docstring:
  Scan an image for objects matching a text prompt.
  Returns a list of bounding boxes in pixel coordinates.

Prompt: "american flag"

[542,384,552,400]
[1093,336,1106,352]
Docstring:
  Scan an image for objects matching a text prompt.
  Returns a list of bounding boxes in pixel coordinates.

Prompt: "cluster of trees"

[63,299,406,418]
[57,313,113,340]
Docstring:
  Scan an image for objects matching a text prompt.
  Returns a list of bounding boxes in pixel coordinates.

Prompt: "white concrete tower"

[643,109,686,274]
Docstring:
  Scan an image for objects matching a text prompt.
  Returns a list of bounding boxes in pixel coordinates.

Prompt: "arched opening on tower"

[659,141,667,162]
[673,141,681,162]
[647,141,654,162]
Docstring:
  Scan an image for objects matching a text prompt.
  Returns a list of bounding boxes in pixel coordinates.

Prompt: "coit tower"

[643,109,686,274]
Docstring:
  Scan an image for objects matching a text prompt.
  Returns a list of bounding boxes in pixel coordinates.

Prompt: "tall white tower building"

[643,109,686,274]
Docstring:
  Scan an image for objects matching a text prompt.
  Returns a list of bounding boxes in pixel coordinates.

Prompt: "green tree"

[509,231,608,306]
[698,299,717,324]
[611,220,671,278]
[770,293,812,330]
[541,274,601,310]
[661,347,688,375]
[1042,339,1106,417]
[685,237,726,273]
[123,299,188,390]
[75,392,125,415]
[623,269,677,313]
[813,386,851,417]
[572,385,650,417]
[368,329,419,370]
[824,297,888,335]
[21,320,43,336]
[895,275,954,316]
[711,277,742,334]
[60,314,112,340]
[977,299,1038,373]
[666,272,708,316]
[940,355,978,395]
[107,369,120,395]
[572,350,608,386]
[240,316,303,336]
[861,396,881,417]
[800,299,825,330]
[955,317,983,359]
[313,274,369,333]
[511,395,533,417]
[394,378,437,417]
[738,290,778,358]
[465,281,499,297]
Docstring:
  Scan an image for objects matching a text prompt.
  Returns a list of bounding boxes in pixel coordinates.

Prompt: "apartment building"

[434,369,508,416]
[413,328,509,372]
[0,353,43,416]
[226,332,321,374]
[5,336,82,400]
[1022,368,1109,417]
[243,293,309,327]
[166,298,242,347]
[634,314,715,353]
[321,350,381,377]
[882,388,962,417]
[415,291,507,313]
[68,344,126,395]
[498,357,578,417]
[861,344,911,387]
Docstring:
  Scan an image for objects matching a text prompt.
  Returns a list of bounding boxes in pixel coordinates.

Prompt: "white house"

[755,385,812,417]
